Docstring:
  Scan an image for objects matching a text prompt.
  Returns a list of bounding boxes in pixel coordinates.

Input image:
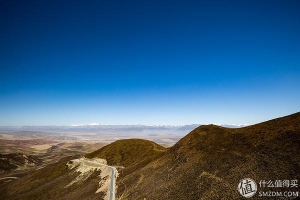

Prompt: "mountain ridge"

[0,112,299,199]
[116,112,300,199]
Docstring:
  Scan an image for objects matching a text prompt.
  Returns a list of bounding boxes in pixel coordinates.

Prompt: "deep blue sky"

[1,0,299,126]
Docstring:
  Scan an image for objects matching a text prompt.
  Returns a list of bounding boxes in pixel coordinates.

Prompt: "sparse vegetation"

[86,139,166,177]
[86,139,166,167]
[0,112,299,199]
[0,153,42,173]
[116,112,300,199]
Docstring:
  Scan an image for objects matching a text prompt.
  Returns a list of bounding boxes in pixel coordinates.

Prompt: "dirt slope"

[116,112,300,199]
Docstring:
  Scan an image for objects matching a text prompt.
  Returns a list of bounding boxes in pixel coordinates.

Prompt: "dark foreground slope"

[0,156,92,200]
[0,139,165,200]
[116,112,300,199]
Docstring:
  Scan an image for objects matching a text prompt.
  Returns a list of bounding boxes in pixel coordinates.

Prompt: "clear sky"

[1,0,299,126]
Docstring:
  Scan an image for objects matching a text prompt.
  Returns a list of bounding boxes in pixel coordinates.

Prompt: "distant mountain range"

[0,124,247,133]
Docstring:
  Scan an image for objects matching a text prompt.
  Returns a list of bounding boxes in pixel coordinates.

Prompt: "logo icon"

[238,178,257,198]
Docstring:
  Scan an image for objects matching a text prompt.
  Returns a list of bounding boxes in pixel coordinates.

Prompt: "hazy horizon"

[0,123,248,127]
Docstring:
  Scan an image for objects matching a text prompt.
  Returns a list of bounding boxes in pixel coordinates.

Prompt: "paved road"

[74,158,116,200]
[0,177,19,180]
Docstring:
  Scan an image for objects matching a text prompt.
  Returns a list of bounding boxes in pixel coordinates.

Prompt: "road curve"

[0,177,19,180]
[75,158,116,200]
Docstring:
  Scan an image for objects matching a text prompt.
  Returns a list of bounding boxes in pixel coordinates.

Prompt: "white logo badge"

[238,178,257,198]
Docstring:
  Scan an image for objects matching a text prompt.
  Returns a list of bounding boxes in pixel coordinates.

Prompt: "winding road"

[74,158,116,200]
[0,177,19,180]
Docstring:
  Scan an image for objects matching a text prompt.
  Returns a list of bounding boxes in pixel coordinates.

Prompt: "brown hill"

[116,112,300,199]
[86,139,166,175]
[0,112,299,200]
[0,156,91,200]
[0,153,42,174]
[0,139,166,200]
